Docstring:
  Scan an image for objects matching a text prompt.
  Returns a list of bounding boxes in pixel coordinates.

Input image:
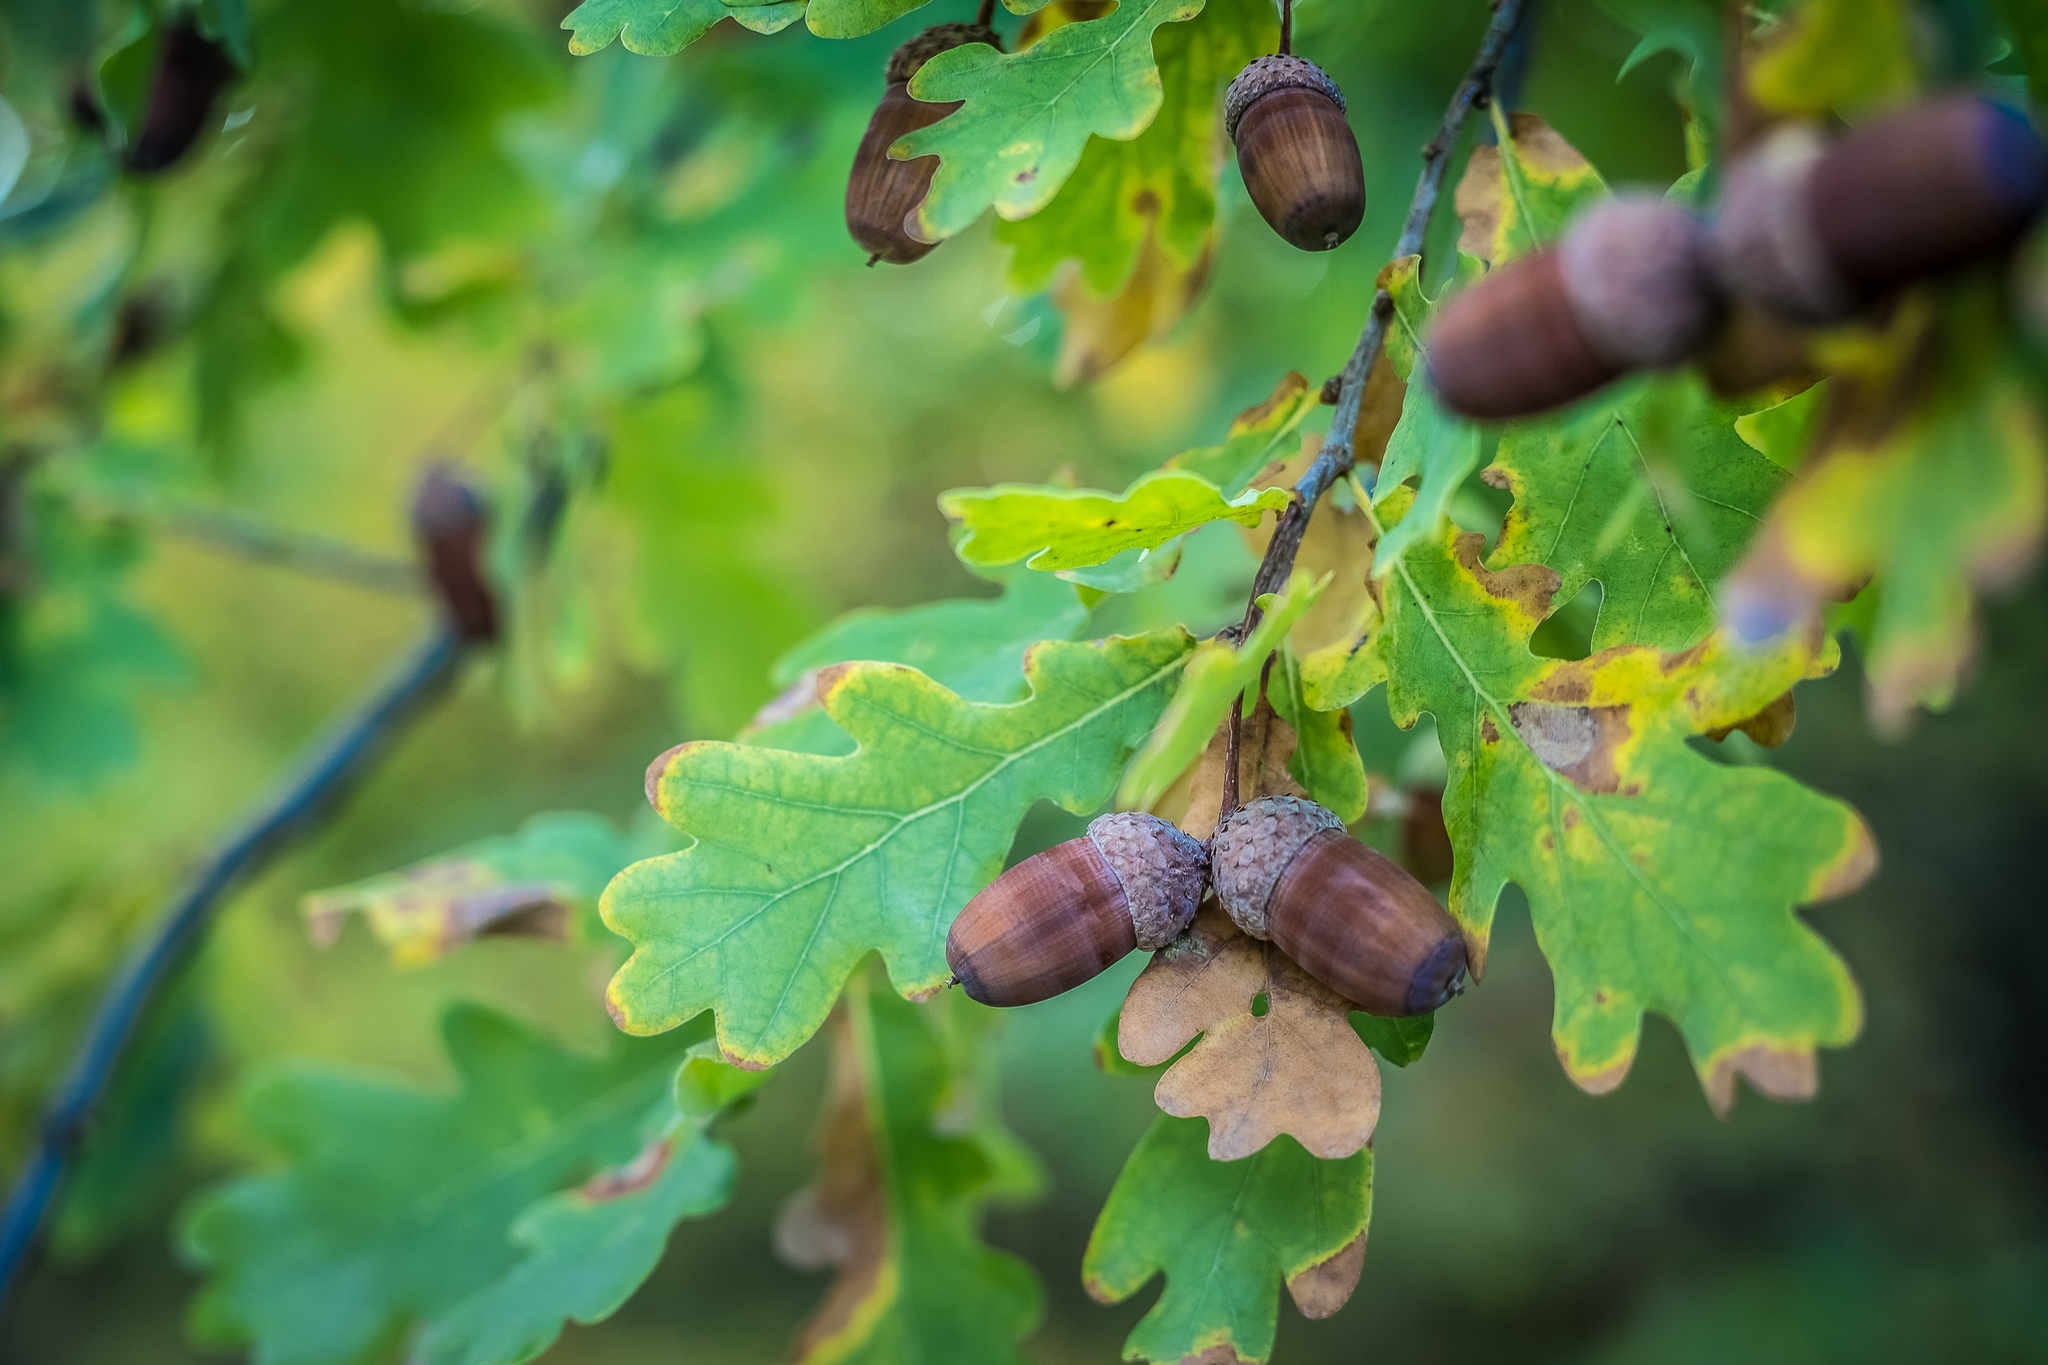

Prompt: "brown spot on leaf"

[1176,1348,1253,1365]
[1479,465,1512,490]
[645,742,692,812]
[1812,814,1879,902]
[1119,907,1382,1160]
[581,1138,675,1201]
[1508,701,1631,794]
[1131,187,1161,217]
[1705,689,1798,748]
[1286,1232,1367,1319]
[1480,714,1500,744]
[1704,1043,1819,1118]
[1565,1045,1635,1096]
[1453,531,1560,618]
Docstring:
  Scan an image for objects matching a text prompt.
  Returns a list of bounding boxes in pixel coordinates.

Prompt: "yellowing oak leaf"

[1049,225,1214,388]
[1371,488,1876,1113]
[1120,906,1382,1161]
[941,471,1290,574]
[606,629,1194,1068]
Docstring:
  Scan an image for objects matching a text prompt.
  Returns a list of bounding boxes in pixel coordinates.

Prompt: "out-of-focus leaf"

[899,0,1205,241]
[1351,1010,1432,1067]
[608,629,1195,1069]
[1120,905,1382,1161]
[183,1008,704,1365]
[415,1046,763,1365]
[1452,111,1606,265]
[1083,1115,1371,1364]
[302,812,645,966]
[942,472,1290,574]
[560,0,728,55]
[1048,225,1214,388]
[1722,295,2048,730]
[1268,645,1366,822]
[998,0,1271,297]
[1368,487,1874,1113]
[1749,0,1918,117]
[778,979,1040,1365]
[1597,0,1723,134]
[1165,371,1318,496]
[1119,572,1320,810]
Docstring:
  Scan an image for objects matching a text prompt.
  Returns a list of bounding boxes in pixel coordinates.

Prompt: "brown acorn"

[1226,55,1365,252]
[1710,95,2048,324]
[946,812,1207,1008]
[1426,195,1722,420]
[127,17,238,175]
[1209,795,1465,1017]
[845,23,999,266]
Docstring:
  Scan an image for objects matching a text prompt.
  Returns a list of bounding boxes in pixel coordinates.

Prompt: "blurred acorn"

[1209,795,1465,1017]
[127,17,238,175]
[946,812,1207,1008]
[411,466,498,644]
[845,22,999,266]
[1425,195,1722,420]
[1400,785,1455,886]
[1711,95,2048,324]
[1225,55,1365,252]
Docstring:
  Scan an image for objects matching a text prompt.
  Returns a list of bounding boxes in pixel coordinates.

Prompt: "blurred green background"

[1,0,2044,1359]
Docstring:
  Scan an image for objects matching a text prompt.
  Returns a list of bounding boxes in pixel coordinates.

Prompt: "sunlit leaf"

[942,471,1290,574]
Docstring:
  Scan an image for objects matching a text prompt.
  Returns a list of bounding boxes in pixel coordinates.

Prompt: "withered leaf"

[1119,906,1382,1161]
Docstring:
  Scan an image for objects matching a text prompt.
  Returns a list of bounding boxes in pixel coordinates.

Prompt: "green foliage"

[1749,0,1919,116]
[1267,644,1367,823]
[1083,1115,1371,1365]
[608,629,1194,1068]
[1351,1010,1433,1067]
[183,1008,723,1365]
[943,471,1291,575]
[997,0,1273,297]
[560,0,729,56]
[899,0,1206,241]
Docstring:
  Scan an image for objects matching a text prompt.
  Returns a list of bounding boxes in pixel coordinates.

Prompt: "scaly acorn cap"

[1086,811,1209,950]
[1208,795,1346,940]
[1224,55,1346,143]
[886,21,1001,85]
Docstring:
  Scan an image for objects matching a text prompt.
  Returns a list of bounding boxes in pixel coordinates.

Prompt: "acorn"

[411,466,498,643]
[845,23,999,266]
[1209,795,1465,1017]
[1425,195,1722,420]
[947,812,1207,1008]
[1225,55,1365,252]
[127,17,238,175]
[1710,95,2048,324]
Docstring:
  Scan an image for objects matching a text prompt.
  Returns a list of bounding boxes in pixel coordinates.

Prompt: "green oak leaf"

[1083,1116,1371,1365]
[899,0,1207,241]
[1351,1011,1433,1067]
[786,979,1041,1365]
[183,1008,707,1365]
[998,0,1272,296]
[1597,0,1724,137]
[415,1046,765,1365]
[1490,373,1791,652]
[560,0,726,54]
[1367,488,1874,1112]
[942,471,1290,574]
[1268,646,1367,824]
[302,812,650,966]
[1119,573,1322,809]
[608,629,1195,1068]
[1749,0,1918,117]
[1165,371,1319,497]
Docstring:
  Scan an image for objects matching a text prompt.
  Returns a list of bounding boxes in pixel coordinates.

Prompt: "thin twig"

[1220,691,1245,819]
[1239,0,1532,631]
[0,475,500,1306]
[152,503,423,595]
[976,0,996,27]
[1279,0,1292,56]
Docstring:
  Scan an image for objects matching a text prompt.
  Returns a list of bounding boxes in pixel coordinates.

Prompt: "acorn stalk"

[845,23,999,266]
[1209,795,1466,1017]
[1226,55,1365,252]
[946,813,1207,1008]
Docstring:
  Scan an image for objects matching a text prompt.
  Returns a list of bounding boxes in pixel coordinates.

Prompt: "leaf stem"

[1279,0,1292,55]
[1234,0,1532,639]
[976,0,996,28]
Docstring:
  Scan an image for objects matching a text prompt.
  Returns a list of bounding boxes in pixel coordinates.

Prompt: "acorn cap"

[886,22,1001,85]
[1086,812,1208,950]
[1557,194,1722,369]
[1208,795,1346,940]
[1708,123,1853,324]
[1225,55,1346,143]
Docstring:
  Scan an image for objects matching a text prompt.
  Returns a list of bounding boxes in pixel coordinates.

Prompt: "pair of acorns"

[946,795,1467,1019]
[1427,94,2048,421]
[848,24,1365,263]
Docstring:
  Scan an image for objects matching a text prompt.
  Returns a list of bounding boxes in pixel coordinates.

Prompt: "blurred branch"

[150,502,424,594]
[0,470,501,1307]
[1240,0,1532,623]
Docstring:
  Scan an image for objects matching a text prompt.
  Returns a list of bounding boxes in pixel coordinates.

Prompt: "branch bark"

[1239,0,1533,628]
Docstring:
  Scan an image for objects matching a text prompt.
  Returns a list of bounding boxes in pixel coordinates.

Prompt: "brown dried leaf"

[302,867,570,968]
[1119,906,1382,1161]
[1454,113,1595,263]
[1179,695,1306,842]
[1284,1232,1367,1319]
